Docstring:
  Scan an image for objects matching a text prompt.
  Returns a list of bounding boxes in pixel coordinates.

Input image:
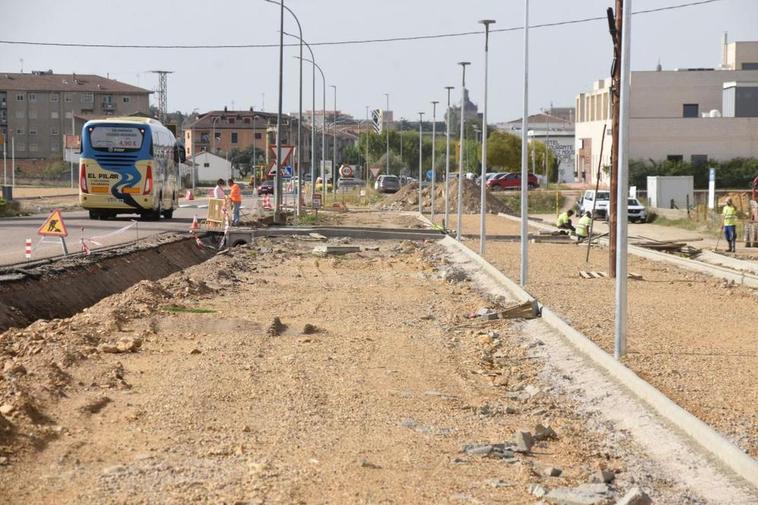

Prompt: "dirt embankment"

[0,235,215,332]
[376,179,515,215]
[0,236,674,504]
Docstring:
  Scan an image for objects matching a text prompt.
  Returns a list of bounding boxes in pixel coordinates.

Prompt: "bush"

[0,198,21,217]
[630,158,758,190]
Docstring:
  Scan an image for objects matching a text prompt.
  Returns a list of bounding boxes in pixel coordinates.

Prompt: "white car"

[578,190,611,219]
[578,190,647,222]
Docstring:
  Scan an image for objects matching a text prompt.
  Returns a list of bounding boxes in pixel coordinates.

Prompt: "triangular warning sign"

[268,144,295,166]
[38,209,68,237]
[370,167,382,178]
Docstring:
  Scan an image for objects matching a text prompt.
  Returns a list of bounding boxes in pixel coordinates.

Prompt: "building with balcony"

[574,39,758,185]
[0,71,150,160]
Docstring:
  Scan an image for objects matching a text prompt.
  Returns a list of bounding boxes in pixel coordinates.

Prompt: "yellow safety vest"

[556,212,570,227]
[576,215,592,237]
[722,205,737,226]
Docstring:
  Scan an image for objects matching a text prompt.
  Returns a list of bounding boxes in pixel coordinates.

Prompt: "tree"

[487,131,521,170]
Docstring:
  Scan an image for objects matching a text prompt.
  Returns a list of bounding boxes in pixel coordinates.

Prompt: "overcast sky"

[1,0,756,122]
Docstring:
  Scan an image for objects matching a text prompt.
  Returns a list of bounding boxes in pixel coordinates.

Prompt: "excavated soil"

[0,232,686,503]
[376,179,515,215]
[0,235,215,332]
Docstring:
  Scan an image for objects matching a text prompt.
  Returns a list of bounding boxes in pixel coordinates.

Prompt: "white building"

[189,151,232,184]
[574,39,758,185]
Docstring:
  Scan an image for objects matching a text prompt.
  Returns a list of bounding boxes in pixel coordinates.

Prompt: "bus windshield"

[88,125,144,152]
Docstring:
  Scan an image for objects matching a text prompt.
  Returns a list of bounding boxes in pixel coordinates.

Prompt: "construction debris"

[312,245,361,256]
[633,240,701,258]
[468,300,541,320]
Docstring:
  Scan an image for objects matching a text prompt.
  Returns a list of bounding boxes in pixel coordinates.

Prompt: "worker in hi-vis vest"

[556,209,575,232]
[721,197,738,253]
[575,211,592,243]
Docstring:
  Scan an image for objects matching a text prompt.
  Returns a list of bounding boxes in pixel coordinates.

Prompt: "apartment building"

[574,39,758,185]
[0,71,150,159]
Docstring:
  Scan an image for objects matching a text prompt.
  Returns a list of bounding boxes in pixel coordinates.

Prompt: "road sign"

[64,135,81,150]
[268,144,294,166]
[371,109,383,133]
[426,170,434,181]
[38,209,68,237]
[370,167,381,178]
[312,193,322,209]
[267,165,293,177]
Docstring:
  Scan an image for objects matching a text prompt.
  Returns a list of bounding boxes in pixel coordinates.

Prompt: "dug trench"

[1,233,740,504]
[0,234,216,333]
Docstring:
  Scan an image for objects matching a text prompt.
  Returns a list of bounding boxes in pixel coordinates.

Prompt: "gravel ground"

[440,212,758,458]
[2,227,691,503]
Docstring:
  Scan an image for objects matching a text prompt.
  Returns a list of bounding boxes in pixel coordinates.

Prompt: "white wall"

[190,152,232,183]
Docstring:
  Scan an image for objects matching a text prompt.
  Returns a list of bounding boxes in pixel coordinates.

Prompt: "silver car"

[375,175,401,193]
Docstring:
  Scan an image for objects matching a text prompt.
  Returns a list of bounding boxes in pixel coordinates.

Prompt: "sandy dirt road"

[2,231,691,504]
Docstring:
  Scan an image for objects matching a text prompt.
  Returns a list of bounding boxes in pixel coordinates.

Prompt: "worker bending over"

[575,211,592,243]
[556,209,575,232]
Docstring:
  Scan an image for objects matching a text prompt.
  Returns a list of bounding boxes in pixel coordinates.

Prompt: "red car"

[486,172,540,190]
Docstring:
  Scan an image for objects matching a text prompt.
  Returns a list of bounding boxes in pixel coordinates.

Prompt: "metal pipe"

[456,62,470,241]
[295,54,326,203]
[331,85,337,196]
[385,93,390,177]
[444,86,454,230]
[273,0,285,220]
[418,112,424,214]
[431,101,438,222]
[520,0,530,286]
[615,0,632,359]
[479,19,495,255]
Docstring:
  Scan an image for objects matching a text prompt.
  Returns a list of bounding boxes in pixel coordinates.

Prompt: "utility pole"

[608,0,623,278]
[274,1,285,223]
[149,71,173,123]
[418,112,424,214]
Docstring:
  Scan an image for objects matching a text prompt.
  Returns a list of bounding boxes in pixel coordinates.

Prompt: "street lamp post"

[385,93,390,177]
[479,19,495,255]
[211,115,220,155]
[430,101,438,222]
[456,62,471,241]
[444,86,454,230]
[418,112,424,214]
[331,85,337,196]
[273,0,285,222]
[295,54,326,202]
[520,0,530,286]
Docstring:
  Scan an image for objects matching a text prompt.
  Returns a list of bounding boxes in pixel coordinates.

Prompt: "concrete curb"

[496,212,758,288]
[439,234,758,490]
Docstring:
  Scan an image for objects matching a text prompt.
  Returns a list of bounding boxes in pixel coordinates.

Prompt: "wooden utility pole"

[608,0,623,278]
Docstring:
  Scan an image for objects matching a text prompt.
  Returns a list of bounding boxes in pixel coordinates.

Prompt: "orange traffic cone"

[190,215,200,233]
[185,189,194,200]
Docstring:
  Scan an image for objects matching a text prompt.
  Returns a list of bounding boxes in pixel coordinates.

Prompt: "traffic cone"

[190,215,200,233]
[185,189,194,200]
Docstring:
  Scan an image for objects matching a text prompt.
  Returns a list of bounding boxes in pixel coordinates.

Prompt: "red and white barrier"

[24,238,32,260]
[262,194,273,210]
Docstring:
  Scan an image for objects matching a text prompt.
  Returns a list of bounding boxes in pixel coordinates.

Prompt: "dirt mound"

[376,179,515,215]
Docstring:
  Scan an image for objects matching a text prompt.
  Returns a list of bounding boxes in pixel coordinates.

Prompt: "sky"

[1,0,756,123]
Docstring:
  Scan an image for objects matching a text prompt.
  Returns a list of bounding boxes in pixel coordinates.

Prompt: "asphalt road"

[0,196,261,266]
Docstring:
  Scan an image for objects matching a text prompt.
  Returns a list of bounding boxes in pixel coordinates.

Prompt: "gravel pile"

[376,179,515,215]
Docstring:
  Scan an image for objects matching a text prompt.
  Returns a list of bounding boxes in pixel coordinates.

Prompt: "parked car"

[578,190,611,218]
[375,175,401,193]
[486,172,540,191]
[337,177,365,189]
[257,180,274,196]
[627,197,648,223]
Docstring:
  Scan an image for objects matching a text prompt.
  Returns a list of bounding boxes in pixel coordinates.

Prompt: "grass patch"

[163,305,217,314]
[650,213,723,237]
[492,190,566,214]
[295,213,319,225]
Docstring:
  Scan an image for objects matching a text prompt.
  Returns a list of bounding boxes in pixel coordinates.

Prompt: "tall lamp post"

[296,55,326,202]
[385,93,390,176]
[479,19,495,255]
[418,112,424,214]
[520,0,530,286]
[444,86,454,230]
[430,101,438,222]
[331,85,337,196]
[287,34,318,202]
[456,61,471,241]
[269,0,303,215]
[274,0,285,222]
